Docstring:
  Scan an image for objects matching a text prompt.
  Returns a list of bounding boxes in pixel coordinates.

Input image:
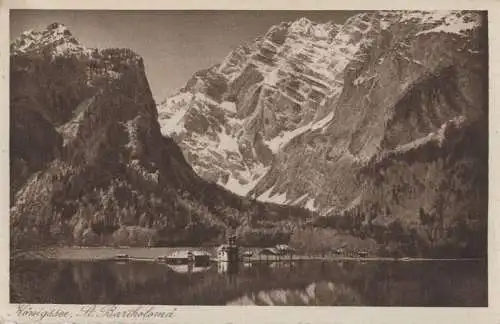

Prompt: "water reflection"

[217,261,239,274]
[227,281,364,306]
[10,259,487,306]
[167,263,211,274]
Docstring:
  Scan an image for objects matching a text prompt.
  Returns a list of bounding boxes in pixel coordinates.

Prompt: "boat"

[112,253,130,262]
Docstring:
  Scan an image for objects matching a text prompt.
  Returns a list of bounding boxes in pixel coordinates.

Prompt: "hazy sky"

[10,10,359,102]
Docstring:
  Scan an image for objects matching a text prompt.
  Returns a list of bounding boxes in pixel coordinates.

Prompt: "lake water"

[11,253,487,306]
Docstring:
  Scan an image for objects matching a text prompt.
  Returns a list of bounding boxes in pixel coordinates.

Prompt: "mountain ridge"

[157,11,484,209]
[10,12,488,258]
[156,10,487,257]
[9,23,314,249]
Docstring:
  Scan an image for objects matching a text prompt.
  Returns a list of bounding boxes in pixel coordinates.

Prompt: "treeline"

[309,203,486,258]
[10,158,316,250]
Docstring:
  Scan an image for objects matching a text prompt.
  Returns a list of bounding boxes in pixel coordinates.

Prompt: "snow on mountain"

[249,9,486,220]
[11,22,318,248]
[264,111,335,154]
[257,184,288,204]
[157,92,194,135]
[157,15,357,196]
[414,11,480,36]
[156,11,392,198]
[157,10,485,216]
[11,22,88,57]
[158,90,270,196]
[220,101,237,113]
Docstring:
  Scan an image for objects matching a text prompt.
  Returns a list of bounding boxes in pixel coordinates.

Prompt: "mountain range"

[10,11,488,257]
[156,11,488,256]
[10,22,310,249]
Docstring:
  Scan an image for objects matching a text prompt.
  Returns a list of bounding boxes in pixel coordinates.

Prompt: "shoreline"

[11,247,485,263]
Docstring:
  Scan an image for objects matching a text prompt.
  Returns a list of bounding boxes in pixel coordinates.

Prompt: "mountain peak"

[158,10,486,215]
[11,22,85,56]
[46,22,67,30]
[294,16,312,25]
[286,16,341,39]
[288,16,313,34]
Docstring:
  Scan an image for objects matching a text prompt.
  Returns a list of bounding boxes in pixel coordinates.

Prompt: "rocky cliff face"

[157,17,352,195]
[158,11,487,255]
[10,23,309,248]
[11,11,488,256]
[250,11,487,213]
[250,11,488,255]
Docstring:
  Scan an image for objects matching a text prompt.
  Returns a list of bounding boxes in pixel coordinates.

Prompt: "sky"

[10,10,359,102]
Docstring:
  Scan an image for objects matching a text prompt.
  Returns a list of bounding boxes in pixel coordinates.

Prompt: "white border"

[1,1,498,323]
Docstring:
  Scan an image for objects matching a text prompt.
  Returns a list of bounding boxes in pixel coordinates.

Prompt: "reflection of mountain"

[227,281,363,306]
[11,259,487,306]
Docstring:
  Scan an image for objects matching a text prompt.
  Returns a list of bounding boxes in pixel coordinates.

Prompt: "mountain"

[158,11,488,256]
[10,12,488,257]
[10,23,311,249]
[157,17,348,196]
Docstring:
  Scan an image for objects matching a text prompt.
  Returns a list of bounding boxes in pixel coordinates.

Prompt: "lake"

[10,249,487,306]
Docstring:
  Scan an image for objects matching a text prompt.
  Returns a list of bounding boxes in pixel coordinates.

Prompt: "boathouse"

[259,247,280,256]
[166,250,211,266]
[258,247,281,261]
[275,244,295,255]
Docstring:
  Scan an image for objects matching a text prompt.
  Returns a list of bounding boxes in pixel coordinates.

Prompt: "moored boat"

[112,253,130,262]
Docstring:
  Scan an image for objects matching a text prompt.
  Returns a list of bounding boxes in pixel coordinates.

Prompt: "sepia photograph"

[8,8,489,309]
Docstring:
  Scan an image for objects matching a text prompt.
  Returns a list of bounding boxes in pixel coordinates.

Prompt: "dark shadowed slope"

[10,23,312,249]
